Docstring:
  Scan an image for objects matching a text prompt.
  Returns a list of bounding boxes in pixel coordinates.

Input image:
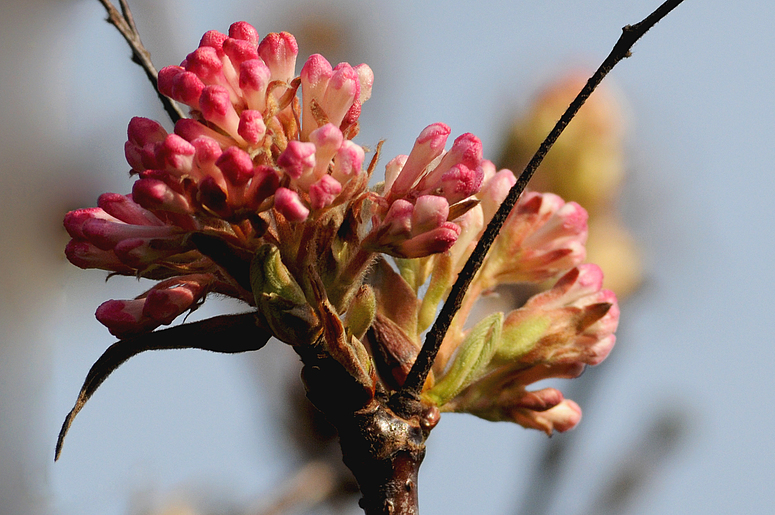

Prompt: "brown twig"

[395,0,686,409]
[97,0,185,123]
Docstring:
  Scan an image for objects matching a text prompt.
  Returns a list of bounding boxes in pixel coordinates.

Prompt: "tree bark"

[296,345,432,515]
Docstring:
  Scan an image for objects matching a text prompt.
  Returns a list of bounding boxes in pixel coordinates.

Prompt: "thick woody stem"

[97,0,185,123]
[297,343,432,515]
[395,0,686,411]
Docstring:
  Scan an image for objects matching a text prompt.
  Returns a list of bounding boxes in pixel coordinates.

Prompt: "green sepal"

[424,312,503,407]
[495,313,551,362]
[417,253,454,335]
[250,244,320,345]
[344,284,376,340]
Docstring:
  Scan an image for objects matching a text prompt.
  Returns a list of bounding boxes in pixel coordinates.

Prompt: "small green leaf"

[424,312,503,406]
[496,314,552,361]
[417,253,454,335]
[344,285,376,340]
[250,244,320,344]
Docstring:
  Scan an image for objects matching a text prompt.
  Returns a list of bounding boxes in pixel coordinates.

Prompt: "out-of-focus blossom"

[499,71,642,298]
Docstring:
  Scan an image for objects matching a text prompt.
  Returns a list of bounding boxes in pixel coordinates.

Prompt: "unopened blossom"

[64,22,617,437]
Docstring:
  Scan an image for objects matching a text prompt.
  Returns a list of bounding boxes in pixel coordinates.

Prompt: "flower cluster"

[64,22,617,434]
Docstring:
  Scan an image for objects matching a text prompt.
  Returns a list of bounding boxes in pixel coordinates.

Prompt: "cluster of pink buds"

[63,21,619,437]
[430,264,618,434]
[364,123,485,258]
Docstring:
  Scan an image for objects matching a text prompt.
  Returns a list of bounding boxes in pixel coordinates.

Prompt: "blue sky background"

[1,1,774,514]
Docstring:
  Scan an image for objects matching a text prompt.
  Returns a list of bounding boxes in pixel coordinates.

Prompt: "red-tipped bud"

[258,32,298,83]
[300,54,333,140]
[309,175,342,210]
[419,132,483,192]
[98,193,164,226]
[321,62,359,129]
[199,30,227,55]
[156,134,196,174]
[332,140,365,184]
[238,109,266,145]
[389,123,451,198]
[174,118,235,148]
[65,240,135,274]
[222,37,259,68]
[274,187,309,221]
[132,178,193,214]
[216,146,254,186]
[81,218,180,251]
[199,85,242,140]
[309,123,343,179]
[64,208,119,239]
[277,141,316,181]
[239,59,272,112]
[229,21,259,46]
[411,195,449,234]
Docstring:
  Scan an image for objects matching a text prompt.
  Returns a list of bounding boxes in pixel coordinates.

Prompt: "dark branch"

[395,0,686,409]
[97,0,185,123]
[55,312,270,461]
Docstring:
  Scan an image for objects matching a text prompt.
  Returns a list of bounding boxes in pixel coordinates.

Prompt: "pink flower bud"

[321,62,359,129]
[239,59,272,112]
[127,117,167,147]
[113,236,191,268]
[389,123,451,198]
[125,117,168,171]
[258,32,298,84]
[274,187,309,221]
[156,134,196,174]
[436,164,484,205]
[418,132,482,192]
[379,199,414,240]
[383,155,408,193]
[238,109,266,145]
[228,21,259,46]
[142,275,212,324]
[174,118,236,148]
[157,65,183,99]
[65,240,134,274]
[396,222,460,258]
[170,71,205,110]
[95,299,154,338]
[512,398,582,435]
[64,208,119,239]
[527,264,604,309]
[198,30,227,56]
[216,146,254,187]
[309,175,343,210]
[309,123,344,180]
[185,46,224,84]
[199,85,243,141]
[222,37,259,68]
[81,218,180,251]
[277,140,316,181]
[300,54,333,140]
[245,165,280,208]
[98,193,164,226]
[331,140,365,184]
[477,169,516,224]
[189,136,226,185]
[411,195,449,234]
[132,178,193,214]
